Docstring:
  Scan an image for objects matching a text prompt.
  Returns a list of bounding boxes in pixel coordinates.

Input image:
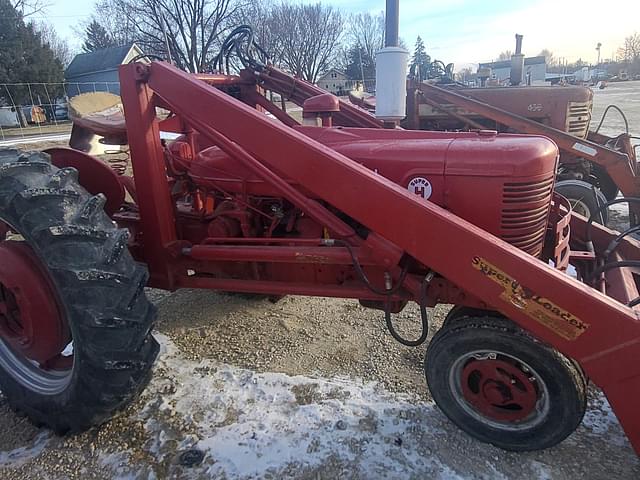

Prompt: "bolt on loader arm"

[119,61,640,455]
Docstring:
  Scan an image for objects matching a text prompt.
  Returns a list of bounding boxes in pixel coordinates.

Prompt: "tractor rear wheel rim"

[449,350,549,431]
[569,198,591,218]
[0,224,73,395]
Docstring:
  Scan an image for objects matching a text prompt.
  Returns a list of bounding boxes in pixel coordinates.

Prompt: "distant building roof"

[65,44,143,79]
[478,56,546,70]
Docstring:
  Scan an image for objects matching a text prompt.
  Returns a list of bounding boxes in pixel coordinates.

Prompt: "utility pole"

[596,42,602,66]
[358,46,366,90]
[153,3,174,65]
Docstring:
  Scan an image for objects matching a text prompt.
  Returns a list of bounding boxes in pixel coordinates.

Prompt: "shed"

[65,44,146,97]
[0,107,19,128]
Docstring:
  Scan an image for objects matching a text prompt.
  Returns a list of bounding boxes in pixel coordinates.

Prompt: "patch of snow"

[128,334,638,479]
[582,392,628,447]
[143,334,464,479]
[98,451,138,480]
[0,432,51,467]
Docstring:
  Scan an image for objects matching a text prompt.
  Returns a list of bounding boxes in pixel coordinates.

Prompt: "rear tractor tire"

[0,148,158,433]
[425,316,587,451]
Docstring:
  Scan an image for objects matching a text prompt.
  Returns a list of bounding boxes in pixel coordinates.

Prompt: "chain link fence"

[0,82,120,141]
[1,77,376,142]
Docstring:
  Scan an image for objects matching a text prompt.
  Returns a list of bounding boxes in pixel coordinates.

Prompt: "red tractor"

[3,53,640,457]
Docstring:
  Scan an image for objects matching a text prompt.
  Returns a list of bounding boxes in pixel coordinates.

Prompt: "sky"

[39,0,639,69]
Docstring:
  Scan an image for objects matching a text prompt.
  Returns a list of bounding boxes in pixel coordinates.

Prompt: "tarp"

[0,107,19,127]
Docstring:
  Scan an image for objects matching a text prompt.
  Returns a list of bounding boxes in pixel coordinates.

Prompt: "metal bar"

[195,74,241,86]
[203,237,325,246]
[186,245,377,265]
[257,68,383,129]
[179,276,406,301]
[244,89,299,127]
[418,94,486,130]
[419,83,640,196]
[118,64,177,288]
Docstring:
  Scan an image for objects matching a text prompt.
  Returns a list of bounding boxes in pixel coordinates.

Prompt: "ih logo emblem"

[408,177,432,200]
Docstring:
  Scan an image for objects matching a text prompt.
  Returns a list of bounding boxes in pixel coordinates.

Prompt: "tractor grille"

[501,175,555,256]
[566,101,592,138]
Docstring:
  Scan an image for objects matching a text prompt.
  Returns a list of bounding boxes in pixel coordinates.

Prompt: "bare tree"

[537,49,556,67]
[87,1,138,46]
[11,0,49,17]
[347,11,384,62]
[497,50,513,61]
[618,33,640,62]
[268,3,344,83]
[85,0,243,73]
[36,21,74,66]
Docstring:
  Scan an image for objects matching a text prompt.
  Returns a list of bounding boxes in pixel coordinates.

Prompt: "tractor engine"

[167,128,558,258]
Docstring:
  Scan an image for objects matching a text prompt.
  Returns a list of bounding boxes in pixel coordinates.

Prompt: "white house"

[317,69,350,95]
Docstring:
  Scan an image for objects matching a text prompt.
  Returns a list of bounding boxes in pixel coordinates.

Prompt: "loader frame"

[116,61,640,454]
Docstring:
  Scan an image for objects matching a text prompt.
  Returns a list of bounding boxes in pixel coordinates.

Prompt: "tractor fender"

[45,147,125,215]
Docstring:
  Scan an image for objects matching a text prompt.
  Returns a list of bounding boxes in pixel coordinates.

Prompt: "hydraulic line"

[576,196,640,306]
[384,271,434,347]
[586,197,640,250]
[327,239,433,347]
[212,25,270,75]
[594,105,630,135]
[588,260,640,285]
[603,224,640,260]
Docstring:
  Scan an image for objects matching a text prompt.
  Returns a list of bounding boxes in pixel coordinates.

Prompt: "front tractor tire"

[425,316,587,451]
[0,148,158,433]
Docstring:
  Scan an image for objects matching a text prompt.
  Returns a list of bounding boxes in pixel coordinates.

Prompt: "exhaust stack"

[376,0,409,122]
[510,34,525,86]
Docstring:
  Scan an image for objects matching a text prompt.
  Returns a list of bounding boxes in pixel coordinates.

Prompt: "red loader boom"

[1,59,640,457]
[127,62,640,453]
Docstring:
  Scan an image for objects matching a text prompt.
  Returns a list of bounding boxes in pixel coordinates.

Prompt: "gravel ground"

[1,291,639,479]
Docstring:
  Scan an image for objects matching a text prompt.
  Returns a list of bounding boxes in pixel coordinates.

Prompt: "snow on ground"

[141,334,461,479]
[0,432,51,468]
[100,334,633,479]
[1,332,639,479]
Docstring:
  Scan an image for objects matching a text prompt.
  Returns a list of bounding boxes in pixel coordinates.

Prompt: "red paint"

[46,147,125,215]
[460,358,539,422]
[0,242,68,365]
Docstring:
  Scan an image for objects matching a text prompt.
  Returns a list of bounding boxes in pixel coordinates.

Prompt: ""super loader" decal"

[472,256,589,341]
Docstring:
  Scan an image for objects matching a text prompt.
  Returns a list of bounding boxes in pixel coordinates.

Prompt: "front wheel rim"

[449,350,550,431]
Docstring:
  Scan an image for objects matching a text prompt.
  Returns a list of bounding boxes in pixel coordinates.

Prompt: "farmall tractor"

[3,25,640,457]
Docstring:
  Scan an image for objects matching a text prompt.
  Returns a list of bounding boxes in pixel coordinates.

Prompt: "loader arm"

[119,62,640,454]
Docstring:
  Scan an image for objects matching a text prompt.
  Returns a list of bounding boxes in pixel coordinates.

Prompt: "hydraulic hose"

[586,197,640,250]
[328,238,433,347]
[594,104,629,135]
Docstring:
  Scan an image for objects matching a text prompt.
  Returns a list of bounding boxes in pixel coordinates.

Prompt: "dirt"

[157,291,437,397]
